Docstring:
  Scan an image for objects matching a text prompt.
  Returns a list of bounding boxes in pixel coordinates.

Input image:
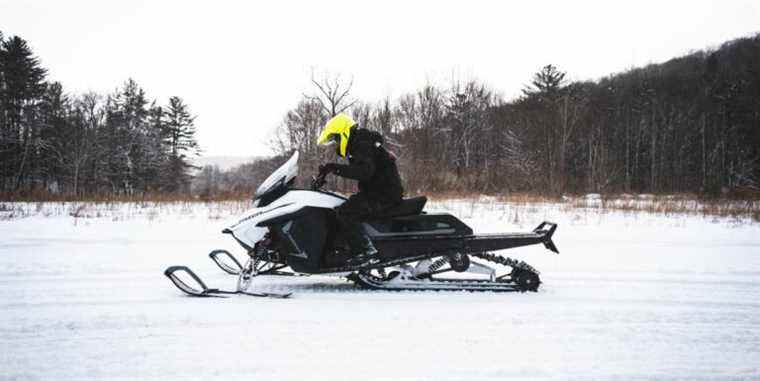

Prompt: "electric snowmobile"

[164,151,559,298]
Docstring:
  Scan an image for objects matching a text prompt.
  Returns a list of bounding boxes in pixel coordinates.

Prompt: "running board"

[163,266,291,298]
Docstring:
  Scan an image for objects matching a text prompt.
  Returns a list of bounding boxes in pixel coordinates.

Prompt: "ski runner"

[316,113,404,266]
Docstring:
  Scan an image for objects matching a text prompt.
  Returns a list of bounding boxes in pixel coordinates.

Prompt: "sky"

[1,0,758,157]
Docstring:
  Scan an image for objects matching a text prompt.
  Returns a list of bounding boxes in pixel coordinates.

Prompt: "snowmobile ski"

[209,249,302,277]
[208,249,243,275]
[163,266,291,299]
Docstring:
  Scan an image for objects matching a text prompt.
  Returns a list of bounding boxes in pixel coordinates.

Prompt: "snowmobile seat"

[374,196,427,218]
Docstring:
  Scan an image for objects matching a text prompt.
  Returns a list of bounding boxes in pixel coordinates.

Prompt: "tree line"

[3,29,758,199]
[0,31,200,197]
[265,34,760,197]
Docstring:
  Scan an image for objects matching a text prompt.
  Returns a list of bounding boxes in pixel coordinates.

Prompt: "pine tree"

[100,79,151,194]
[37,82,71,192]
[143,102,167,191]
[0,35,47,191]
[0,31,6,189]
[0,30,5,134]
[523,64,566,96]
[120,79,150,193]
[161,96,200,192]
[519,65,569,193]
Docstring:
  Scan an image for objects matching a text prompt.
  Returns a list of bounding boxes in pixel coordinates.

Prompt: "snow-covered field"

[1,200,759,380]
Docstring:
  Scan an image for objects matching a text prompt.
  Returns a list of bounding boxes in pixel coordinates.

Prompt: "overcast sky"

[2,0,758,157]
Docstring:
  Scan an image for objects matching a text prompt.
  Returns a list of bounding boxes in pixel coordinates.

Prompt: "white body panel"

[226,190,346,248]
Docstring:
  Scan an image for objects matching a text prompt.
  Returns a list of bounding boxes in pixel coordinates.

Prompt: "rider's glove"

[319,163,340,177]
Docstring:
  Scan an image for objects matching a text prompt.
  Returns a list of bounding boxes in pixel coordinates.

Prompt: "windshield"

[255,151,299,198]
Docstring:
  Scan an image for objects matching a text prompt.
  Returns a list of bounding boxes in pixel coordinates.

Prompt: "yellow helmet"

[317,113,355,157]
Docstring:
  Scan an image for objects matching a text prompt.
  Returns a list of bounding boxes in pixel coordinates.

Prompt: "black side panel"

[269,207,329,273]
[364,214,473,261]
[365,214,473,236]
[373,235,470,260]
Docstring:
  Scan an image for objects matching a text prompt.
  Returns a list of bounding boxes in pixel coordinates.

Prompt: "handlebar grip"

[311,175,326,191]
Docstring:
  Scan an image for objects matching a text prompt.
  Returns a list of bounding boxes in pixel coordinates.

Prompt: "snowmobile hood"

[225,190,346,249]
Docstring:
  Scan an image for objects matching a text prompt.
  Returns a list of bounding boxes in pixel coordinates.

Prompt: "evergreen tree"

[143,102,167,190]
[161,96,200,192]
[102,93,129,193]
[0,31,5,147]
[0,31,6,188]
[0,35,47,191]
[523,64,566,97]
[120,79,150,193]
[37,82,71,192]
[101,79,151,194]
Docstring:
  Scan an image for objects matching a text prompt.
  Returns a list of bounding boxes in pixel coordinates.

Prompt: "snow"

[1,200,760,380]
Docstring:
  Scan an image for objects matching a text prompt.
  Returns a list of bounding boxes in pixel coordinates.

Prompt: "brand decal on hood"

[231,203,293,228]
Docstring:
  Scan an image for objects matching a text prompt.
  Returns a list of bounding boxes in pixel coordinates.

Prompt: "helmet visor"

[320,133,341,146]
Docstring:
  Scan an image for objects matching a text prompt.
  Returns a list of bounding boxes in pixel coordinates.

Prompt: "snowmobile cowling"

[164,150,560,297]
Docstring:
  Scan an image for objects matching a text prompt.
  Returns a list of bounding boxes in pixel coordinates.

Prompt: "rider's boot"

[345,229,380,267]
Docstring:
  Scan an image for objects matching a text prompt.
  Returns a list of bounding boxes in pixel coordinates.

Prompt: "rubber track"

[353,252,540,292]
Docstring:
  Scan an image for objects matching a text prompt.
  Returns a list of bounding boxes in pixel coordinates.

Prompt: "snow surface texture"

[1,200,759,380]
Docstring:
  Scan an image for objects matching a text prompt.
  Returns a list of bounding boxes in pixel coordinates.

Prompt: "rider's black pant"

[335,192,395,255]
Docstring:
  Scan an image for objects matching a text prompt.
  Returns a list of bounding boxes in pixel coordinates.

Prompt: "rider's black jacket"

[331,128,404,204]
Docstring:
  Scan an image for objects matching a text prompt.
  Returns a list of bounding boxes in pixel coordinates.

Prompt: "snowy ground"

[1,200,759,380]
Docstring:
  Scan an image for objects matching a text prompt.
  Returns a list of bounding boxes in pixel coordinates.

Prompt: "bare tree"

[304,69,357,117]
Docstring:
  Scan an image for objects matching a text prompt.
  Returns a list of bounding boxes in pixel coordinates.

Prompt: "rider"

[316,113,404,266]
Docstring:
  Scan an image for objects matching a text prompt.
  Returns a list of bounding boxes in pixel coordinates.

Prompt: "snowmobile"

[164,151,559,298]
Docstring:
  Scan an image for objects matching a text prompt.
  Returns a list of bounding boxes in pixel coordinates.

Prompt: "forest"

[255,33,760,198]
[0,31,200,198]
[2,30,759,200]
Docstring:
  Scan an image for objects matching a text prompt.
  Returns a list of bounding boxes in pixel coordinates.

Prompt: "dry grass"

[426,191,561,204]
[0,200,254,222]
[0,190,255,221]
[575,194,758,222]
[1,190,758,223]
[0,190,252,203]
[426,192,760,223]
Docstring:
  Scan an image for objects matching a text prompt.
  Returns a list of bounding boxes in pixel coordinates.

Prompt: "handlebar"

[311,173,327,191]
